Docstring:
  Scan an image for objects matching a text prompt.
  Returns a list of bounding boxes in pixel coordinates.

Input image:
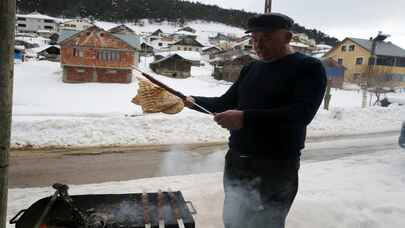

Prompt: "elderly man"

[185,13,326,228]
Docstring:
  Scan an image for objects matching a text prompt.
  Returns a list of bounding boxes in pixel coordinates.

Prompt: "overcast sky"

[189,0,405,48]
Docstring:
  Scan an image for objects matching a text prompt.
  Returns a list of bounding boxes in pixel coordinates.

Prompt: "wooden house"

[150,54,193,78]
[177,26,196,34]
[108,24,135,35]
[37,45,60,62]
[324,34,405,88]
[202,46,222,59]
[59,26,141,83]
[213,52,257,82]
[169,37,204,52]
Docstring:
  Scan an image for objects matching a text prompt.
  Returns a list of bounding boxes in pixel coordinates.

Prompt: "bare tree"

[366,64,398,106]
[0,0,16,227]
[323,78,332,110]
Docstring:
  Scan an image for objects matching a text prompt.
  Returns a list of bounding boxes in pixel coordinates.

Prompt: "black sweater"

[193,52,327,159]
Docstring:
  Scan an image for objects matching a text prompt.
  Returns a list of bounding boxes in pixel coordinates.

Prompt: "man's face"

[251,30,291,60]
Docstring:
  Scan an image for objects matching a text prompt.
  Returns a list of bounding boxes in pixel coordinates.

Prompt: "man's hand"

[214,110,244,130]
[183,96,195,108]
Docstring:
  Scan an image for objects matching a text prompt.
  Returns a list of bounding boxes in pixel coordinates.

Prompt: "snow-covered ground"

[11,60,405,148]
[7,148,405,228]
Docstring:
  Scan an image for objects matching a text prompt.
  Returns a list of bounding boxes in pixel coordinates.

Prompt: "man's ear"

[285,31,293,43]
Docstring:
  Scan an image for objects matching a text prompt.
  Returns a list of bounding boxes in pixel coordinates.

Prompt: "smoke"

[156,144,227,176]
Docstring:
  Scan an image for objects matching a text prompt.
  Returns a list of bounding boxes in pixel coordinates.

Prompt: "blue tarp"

[324,66,344,78]
[14,50,22,60]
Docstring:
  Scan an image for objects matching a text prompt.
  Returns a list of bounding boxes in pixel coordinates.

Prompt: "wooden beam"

[0,0,16,227]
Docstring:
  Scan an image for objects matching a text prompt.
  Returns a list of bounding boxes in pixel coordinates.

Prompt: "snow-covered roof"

[316,44,333,49]
[173,30,196,36]
[155,51,201,62]
[58,28,141,50]
[290,42,310,48]
[151,54,193,65]
[16,13,59,22]
[14,45,25,51]
[35,45,60,53]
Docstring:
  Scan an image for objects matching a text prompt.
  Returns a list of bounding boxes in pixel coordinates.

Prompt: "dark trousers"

[223,152,299,228]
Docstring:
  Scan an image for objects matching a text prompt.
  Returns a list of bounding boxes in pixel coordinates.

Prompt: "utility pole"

[0,0,16,227]
[265,0,272,13]
[362,32,388,108]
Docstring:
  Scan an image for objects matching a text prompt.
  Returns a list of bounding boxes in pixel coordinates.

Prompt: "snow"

[154,50,202,62]
[11,60,405,148]
[17,13,59,22]
[7,148,405,228]
[290,41,310,48]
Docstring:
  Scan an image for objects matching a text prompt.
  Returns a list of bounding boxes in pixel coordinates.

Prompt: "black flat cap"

[245,13,294,33]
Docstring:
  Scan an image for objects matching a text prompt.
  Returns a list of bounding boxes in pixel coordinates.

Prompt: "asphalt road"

[9,131,402,188]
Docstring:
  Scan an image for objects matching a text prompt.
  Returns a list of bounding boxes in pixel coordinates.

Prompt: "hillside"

[17,0,339,46]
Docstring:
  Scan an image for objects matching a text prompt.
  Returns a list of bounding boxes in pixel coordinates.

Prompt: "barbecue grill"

[10,183,196,228]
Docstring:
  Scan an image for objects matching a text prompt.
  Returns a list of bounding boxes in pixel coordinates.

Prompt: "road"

[9,131,401,188]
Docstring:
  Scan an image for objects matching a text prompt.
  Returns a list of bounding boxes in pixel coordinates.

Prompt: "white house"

[60,18,93,31]
[16,13,59,34]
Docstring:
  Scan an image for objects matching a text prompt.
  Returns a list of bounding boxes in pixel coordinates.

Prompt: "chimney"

[265,0,272,13]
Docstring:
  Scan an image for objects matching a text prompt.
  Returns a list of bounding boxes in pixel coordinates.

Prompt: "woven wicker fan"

[132,78,184,114]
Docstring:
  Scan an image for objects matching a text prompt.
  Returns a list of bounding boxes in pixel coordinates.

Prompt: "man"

[185,13,326,228]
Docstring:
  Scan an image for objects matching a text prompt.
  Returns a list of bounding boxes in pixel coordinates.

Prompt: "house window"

[177,47,181,50]
[76,69,85,73]
[353,73,361,81]
[107,70,117,74]
[341,46,347,52]
[349,45,355,51]
[98,50,121,61]
[356,57,363,65]
[44,19,55,23]
[376,56,395,66]
[158,43,162,46]
[396,57,405,67]
[44,26,53,30]
[73,48,83,57]
[338,58,343,65]
[17,17,26,21]
[189,47,192,51]
[17,24,27,27]
[184,47,187,51]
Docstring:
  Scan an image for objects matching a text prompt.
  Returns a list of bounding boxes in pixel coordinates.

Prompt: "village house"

[146,29,164,43]
[290,41,314,55]
[16,12,59,34]
[60,18,93,31]
[58,26,141,83]
[150,54,193,78]
[169,37,204,52]
[231,36,253,51]
[202,46,222,59]
[140,42,154,56]
[177,26,196,34]
[324,34,405,88]
[108,24,135,35]
[212,50,257,82]
[171,30,198,40]
[292,33,316,47]
[155,51,202,66]
[312,44,333,58]
[37,45,60,62]
[209,33,237,46]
